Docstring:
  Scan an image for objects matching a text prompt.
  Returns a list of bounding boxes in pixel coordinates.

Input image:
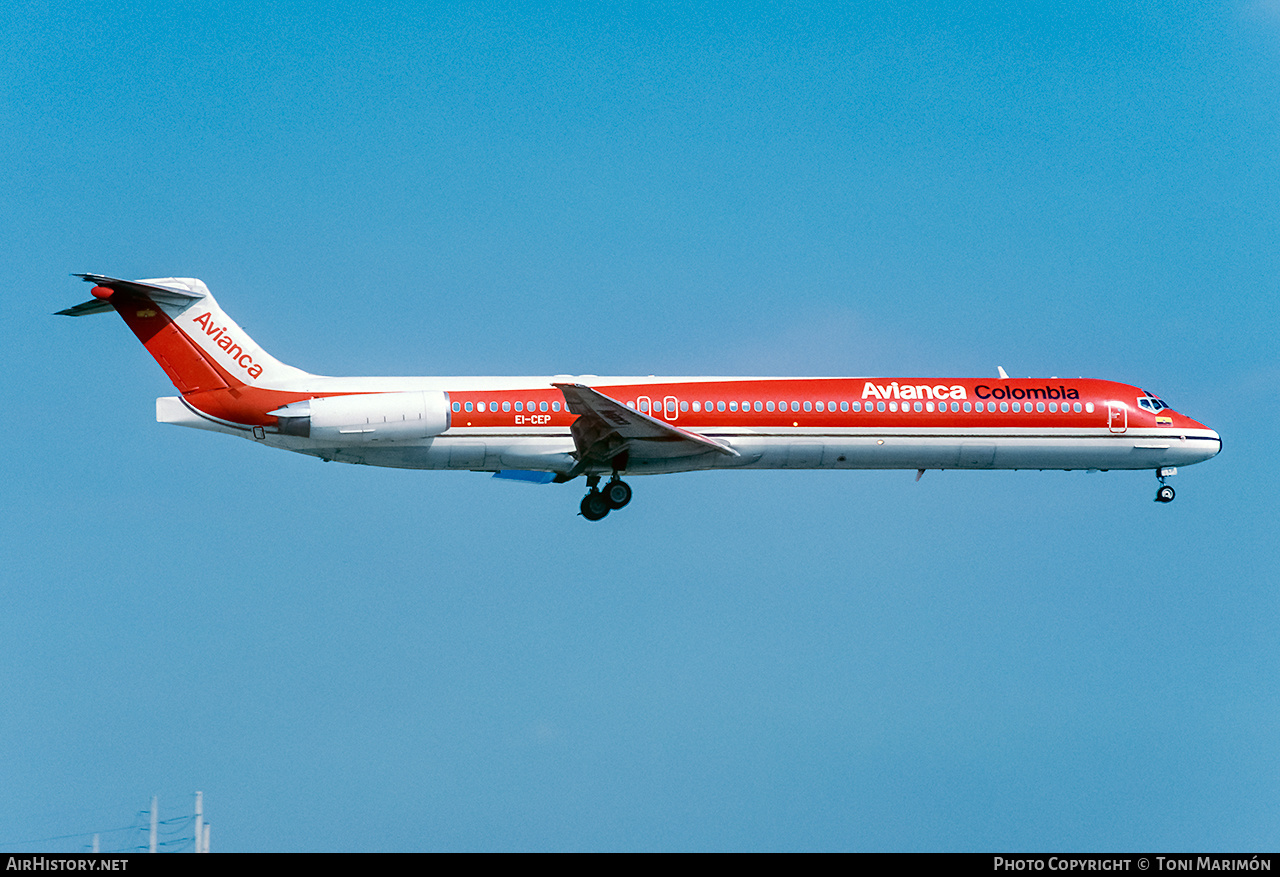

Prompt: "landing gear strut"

[578,474,633,521]
[1155,467,1176,503]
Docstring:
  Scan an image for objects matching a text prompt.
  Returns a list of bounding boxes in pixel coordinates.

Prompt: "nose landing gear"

[1155,467,1177,503]
[578,474,634,520]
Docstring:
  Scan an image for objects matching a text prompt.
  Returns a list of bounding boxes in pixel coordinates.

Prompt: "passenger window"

[502,401,511,412]
[791,401,800,412]
[552,402,561,412]
[842,401,850,412]
[803,401,812,412]
[729,401,738,412]
[914,401,923,412]
[1000,402,1009,412]
[717,401,726,412]
[1036,402,1045,412]
[815,401,824,412]
[889,402,898,412]
[877,401,886,412]
[767,401,775,412]
[1085,402,1094,413]
[754,401,762,412]
[680,401,688,412]
[452,401,461,412]
[692,401,700,412]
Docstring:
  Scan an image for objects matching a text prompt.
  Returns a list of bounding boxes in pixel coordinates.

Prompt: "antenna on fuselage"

[997,366,1009,379]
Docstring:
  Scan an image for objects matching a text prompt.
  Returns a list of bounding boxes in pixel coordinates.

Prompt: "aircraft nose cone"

[1188,421,1222,460]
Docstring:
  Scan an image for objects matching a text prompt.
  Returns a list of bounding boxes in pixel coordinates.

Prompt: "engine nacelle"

[271,391,451,442]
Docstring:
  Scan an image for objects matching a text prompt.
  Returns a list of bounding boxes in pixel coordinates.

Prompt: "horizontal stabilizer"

[56,299,116,317]
[60,274,208,316]
[70,273,207,306]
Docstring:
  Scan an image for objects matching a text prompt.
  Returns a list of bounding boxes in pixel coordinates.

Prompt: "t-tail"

[58,274,312,426]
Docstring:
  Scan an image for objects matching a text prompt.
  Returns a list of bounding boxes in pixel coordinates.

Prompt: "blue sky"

[2,1,1277,851]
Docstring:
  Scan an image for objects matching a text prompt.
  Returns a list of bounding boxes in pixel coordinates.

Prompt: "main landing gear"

[1155,467,1177,503]
[579,474,633,521]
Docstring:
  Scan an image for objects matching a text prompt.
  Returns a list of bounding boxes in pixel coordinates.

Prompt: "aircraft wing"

[554,382,739,470]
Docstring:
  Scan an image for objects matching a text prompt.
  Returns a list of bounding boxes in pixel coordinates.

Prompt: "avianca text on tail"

[60,274,1221,520]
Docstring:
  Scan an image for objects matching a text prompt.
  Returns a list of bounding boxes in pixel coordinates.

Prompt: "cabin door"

[1108,403,1128,434]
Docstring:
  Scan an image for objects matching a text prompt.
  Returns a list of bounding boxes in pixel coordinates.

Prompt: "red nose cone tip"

[90,285,114,300]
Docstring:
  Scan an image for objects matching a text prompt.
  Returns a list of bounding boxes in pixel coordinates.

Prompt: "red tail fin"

[111,292,232,392]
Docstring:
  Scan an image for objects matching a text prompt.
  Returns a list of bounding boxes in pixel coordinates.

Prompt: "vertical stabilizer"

[62,274,311,391]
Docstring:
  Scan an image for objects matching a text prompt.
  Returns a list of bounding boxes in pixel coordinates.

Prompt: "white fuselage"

[158,373,1222,476]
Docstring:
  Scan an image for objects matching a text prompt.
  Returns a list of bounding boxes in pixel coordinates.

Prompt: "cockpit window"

[1137,392,1169,413]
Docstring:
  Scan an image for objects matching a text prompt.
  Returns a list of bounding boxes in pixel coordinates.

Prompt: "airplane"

[60,274,1221,519]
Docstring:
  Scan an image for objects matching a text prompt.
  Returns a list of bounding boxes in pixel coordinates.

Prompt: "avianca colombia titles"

[60,274,1221,520]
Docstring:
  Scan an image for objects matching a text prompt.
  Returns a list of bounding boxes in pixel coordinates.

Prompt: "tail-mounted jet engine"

[271,391,451,442]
